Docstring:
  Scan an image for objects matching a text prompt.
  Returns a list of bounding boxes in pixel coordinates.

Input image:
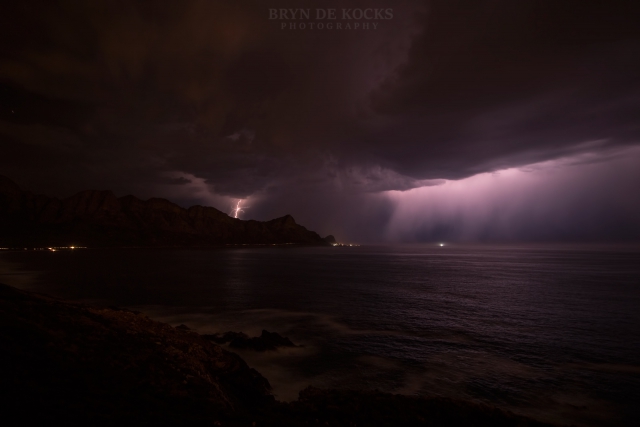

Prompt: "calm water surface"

[1,244,639,426]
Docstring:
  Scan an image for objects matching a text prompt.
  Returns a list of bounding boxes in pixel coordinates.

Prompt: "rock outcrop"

[0,175,329,247]
[0,283,558,426]
[0,282,272,426]
[323,235,337,245]
[261,387,557,427]
[205,330,296,352]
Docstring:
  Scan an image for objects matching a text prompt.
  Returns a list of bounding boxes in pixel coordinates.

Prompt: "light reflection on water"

[1,244,639,426]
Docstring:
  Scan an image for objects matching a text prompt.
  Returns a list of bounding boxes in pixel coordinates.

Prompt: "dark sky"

[1,0,640,242]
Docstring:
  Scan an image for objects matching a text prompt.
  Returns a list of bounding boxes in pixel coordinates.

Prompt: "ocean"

[1,244,639,426]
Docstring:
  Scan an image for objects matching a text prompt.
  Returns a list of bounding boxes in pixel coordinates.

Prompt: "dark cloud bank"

[1,0,639,242]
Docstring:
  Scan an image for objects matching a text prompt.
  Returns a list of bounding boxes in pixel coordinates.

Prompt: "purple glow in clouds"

[383,147,640,242]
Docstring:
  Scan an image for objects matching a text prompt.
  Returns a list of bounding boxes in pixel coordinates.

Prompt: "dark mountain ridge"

[0,175,329,247]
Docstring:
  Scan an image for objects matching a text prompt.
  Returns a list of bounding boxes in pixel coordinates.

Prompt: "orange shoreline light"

[0,246,87,251]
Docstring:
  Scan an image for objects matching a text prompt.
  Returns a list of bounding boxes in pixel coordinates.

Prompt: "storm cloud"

[1,0,639,241]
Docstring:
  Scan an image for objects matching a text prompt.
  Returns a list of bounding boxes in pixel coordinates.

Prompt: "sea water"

[1,244,639,426]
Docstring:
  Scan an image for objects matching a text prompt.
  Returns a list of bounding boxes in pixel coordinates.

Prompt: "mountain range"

[0,175,331,247]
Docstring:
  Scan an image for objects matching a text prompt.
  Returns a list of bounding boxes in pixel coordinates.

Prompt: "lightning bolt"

[233,199,245,218]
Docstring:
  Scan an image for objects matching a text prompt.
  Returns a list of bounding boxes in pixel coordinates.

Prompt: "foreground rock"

[205,330,296,351]
[0,283,272,426]
[259,387,558,427]
[0,283,558,426]
[0,175,329,247]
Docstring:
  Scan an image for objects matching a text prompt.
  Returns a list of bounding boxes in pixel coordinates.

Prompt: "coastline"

[1,282,558,426]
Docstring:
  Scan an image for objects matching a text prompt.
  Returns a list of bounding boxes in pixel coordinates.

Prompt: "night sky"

[1,0,639,242]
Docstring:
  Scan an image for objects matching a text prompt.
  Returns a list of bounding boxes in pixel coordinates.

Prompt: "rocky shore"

[205,330,297,351]
[1,283,559,426]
